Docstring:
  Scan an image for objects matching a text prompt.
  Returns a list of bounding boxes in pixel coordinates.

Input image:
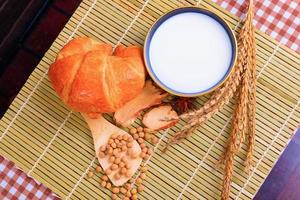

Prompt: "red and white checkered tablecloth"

[0,157,57,200]
[213,0,300,53]
[1,0,299,199]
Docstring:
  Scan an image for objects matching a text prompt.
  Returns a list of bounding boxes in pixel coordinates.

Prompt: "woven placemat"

[1,0,299,199]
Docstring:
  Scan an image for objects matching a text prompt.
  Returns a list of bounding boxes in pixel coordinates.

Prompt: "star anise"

[171,97,195,114]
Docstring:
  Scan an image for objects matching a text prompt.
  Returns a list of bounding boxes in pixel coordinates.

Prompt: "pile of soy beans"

[88,126,159,199]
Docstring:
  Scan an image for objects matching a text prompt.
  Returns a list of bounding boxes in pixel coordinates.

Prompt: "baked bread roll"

[48,37,145,115]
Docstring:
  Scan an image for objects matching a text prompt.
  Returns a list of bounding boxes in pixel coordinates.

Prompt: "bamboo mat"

[1,0,300,199]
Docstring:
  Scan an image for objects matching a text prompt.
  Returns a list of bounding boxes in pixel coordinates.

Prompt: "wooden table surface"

[255,128,300,200]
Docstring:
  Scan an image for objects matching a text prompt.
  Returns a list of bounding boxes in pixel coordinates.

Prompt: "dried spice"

[171,97,195,114]
[114,80,167,127]
[142,105,178,130]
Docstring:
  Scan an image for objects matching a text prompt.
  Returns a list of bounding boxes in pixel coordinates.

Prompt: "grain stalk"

[164,0,256,199]
[165,0,255,149]
[220,1,256,198]
[245,0,257,172]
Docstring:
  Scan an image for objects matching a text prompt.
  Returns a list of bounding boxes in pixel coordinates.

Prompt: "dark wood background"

[0,0,80,117]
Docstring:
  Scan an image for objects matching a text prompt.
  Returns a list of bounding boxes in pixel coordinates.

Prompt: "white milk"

[149,12,233,94]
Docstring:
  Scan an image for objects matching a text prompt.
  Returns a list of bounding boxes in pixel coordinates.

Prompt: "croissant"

[48,37,146,115]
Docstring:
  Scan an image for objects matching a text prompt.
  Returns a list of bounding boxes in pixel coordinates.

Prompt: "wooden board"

[0,0,299,199]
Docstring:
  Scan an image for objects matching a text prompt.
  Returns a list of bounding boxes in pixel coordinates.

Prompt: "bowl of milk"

[144,7,237,97]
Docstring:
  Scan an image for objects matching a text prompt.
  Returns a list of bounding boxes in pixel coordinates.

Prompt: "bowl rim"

[143,6,238,97]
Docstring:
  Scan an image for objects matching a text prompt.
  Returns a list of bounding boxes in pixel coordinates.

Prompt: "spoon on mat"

[82,114,142,186]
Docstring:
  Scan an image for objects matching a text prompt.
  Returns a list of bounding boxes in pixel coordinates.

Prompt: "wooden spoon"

[82,114,142,186]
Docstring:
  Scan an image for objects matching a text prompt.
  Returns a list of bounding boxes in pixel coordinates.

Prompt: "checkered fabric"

[0,156,58,199]
[1,0,299,199]
[213,0,300,53]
